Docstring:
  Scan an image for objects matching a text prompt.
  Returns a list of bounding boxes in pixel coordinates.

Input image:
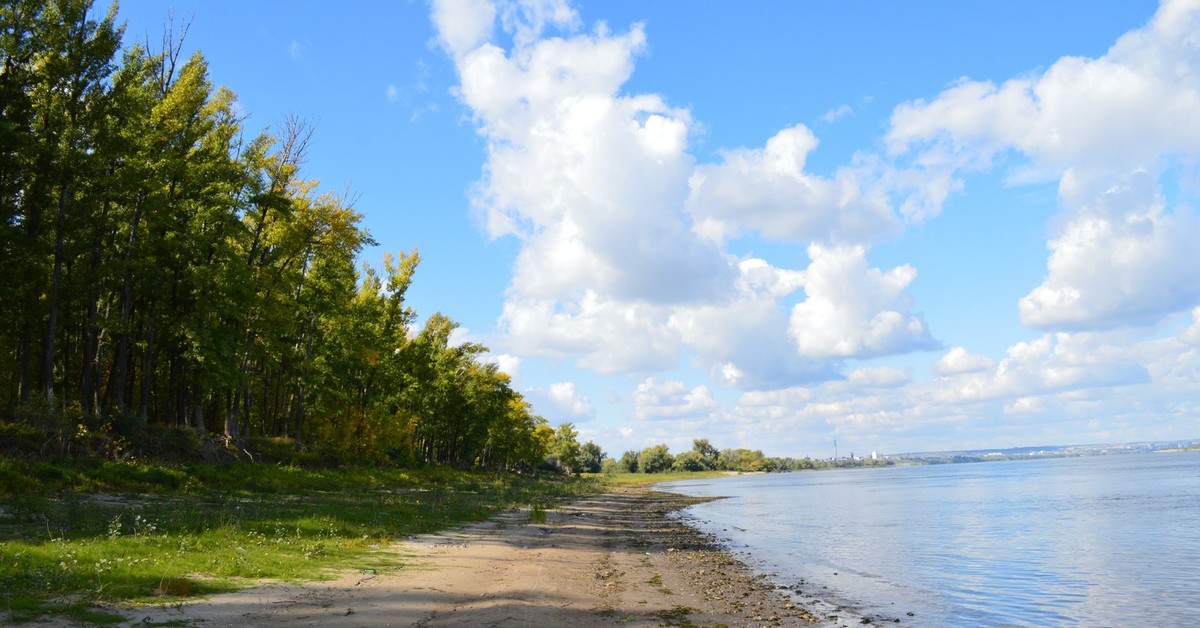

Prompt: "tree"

[692,438,719,470]
[0,1,562,474]
[579,440,605,473]
[617,450,639,473]
[26,0,122,403]
[637,444,674,474]
[552,422,581,474]
[671,450,707,472]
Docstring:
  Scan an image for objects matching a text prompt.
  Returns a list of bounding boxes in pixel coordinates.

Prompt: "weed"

[654,605,700,627]
[528,503,547,524]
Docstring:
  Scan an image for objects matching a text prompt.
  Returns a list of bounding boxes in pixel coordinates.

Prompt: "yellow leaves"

[362,348,381,367]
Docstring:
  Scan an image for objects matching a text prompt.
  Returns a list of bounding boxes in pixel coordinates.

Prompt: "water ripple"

[665,452,1200,626]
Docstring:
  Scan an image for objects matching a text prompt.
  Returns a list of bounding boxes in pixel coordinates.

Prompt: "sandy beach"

[102,486,862,627]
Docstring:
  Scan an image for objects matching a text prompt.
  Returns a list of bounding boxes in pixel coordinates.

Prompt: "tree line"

[608,439,894,474]
[0,0,562,470]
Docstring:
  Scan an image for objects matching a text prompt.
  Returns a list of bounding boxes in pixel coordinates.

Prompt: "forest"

[0,0,567,470]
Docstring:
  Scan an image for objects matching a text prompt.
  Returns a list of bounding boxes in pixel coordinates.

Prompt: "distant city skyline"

[116,0,1199,458]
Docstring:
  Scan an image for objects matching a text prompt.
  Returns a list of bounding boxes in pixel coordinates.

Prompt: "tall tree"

[29,0,121,403]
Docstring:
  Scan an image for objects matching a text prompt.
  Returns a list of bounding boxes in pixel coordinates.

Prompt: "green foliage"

[637,444,674,474]
[671,450,707,472]
[578,441,605,473]
[616,450,639,473]
[691,439,719,470]
[0,1,552,471]
[551,422,582,474]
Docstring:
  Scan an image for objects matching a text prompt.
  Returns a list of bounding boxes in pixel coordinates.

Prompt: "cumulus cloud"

[433,0,934,379]
[847,367,910,388]
[634,377,719,421]
[499,294,680,374]
[1018,171,1200,329]
[687,125,901,245]
[933,332,1151,405]
[431,0,496,58]
[431,0,1200,455]
[668,258,838,389]
[789,244,937,358]
[725,319,1195,455]
[547,381,594,418]
[933,346,997,376]
[485,353,522,380]
[1004,397,1045,415]
[888,0,1200,331]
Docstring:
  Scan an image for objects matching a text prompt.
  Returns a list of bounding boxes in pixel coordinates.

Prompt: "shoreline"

[97,485,857,627]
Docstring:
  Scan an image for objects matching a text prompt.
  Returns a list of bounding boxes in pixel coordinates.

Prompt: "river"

[659,451,1200,626]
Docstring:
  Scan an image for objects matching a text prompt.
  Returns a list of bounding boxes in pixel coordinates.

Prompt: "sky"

[114,0,1200,458]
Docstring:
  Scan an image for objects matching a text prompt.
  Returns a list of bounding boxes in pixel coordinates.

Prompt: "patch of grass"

[604,471,728,486]
[528,502,547,524]
[654,605,700,627]
[0,460,606,623]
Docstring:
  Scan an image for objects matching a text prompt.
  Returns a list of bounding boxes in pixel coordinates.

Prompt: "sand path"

[112,488,848,627]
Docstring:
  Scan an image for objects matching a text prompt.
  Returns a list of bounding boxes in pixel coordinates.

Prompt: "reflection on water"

[661,452,1200,626]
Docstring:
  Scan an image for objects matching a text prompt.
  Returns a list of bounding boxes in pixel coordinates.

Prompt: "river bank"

[95,485,856,627]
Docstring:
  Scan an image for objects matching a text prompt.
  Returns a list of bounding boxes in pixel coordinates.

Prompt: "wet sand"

[108,486,860,627]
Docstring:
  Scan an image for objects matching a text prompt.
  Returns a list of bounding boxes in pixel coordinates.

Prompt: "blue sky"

[116,0,1200,458]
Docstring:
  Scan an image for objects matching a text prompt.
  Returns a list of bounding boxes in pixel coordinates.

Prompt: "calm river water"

[659,452,1200,626]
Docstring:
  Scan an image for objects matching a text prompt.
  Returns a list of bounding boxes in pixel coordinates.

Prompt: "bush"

[637,444,674,474]
[671,450,707,472]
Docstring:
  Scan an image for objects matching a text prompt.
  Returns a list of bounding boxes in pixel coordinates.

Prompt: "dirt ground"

[88,487,863,627]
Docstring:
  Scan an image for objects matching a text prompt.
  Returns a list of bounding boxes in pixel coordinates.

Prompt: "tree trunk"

[42,185,69,403]
[17,323,32,404]
[112,194,144,412]
[80,199,110,416]
[138,300,154,425]
[224,386,239,440]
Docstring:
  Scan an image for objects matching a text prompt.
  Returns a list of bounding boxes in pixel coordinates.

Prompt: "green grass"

[0,459,605,624]
[602,470,729,485]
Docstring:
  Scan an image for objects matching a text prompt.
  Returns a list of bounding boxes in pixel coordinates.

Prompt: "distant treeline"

[606,440,896,474]
[0,1,561,470]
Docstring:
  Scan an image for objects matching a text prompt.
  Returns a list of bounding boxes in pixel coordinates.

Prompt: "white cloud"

[386,84,399,103]
[933,331,1151,405]
[497,0,579,47]
[447,326,472,347]
[436,0,940,381]
[634,377,719,421]
[722,319,1196,455]
[821,104,853,123]
[431,0,1200,456]
[499,294,680,374]
[887,0,1200,331]
[485,353,522,380]
[1004,397,1044,415]
[933,346,997,376]
[668,258,837,389]
[431,0,496,58]
[287,40,302,60]
[1019,171,1200,329]
[789,243,937,359]
[686,125,901,245]
[847,367,910,388]
[547,381,594,418]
